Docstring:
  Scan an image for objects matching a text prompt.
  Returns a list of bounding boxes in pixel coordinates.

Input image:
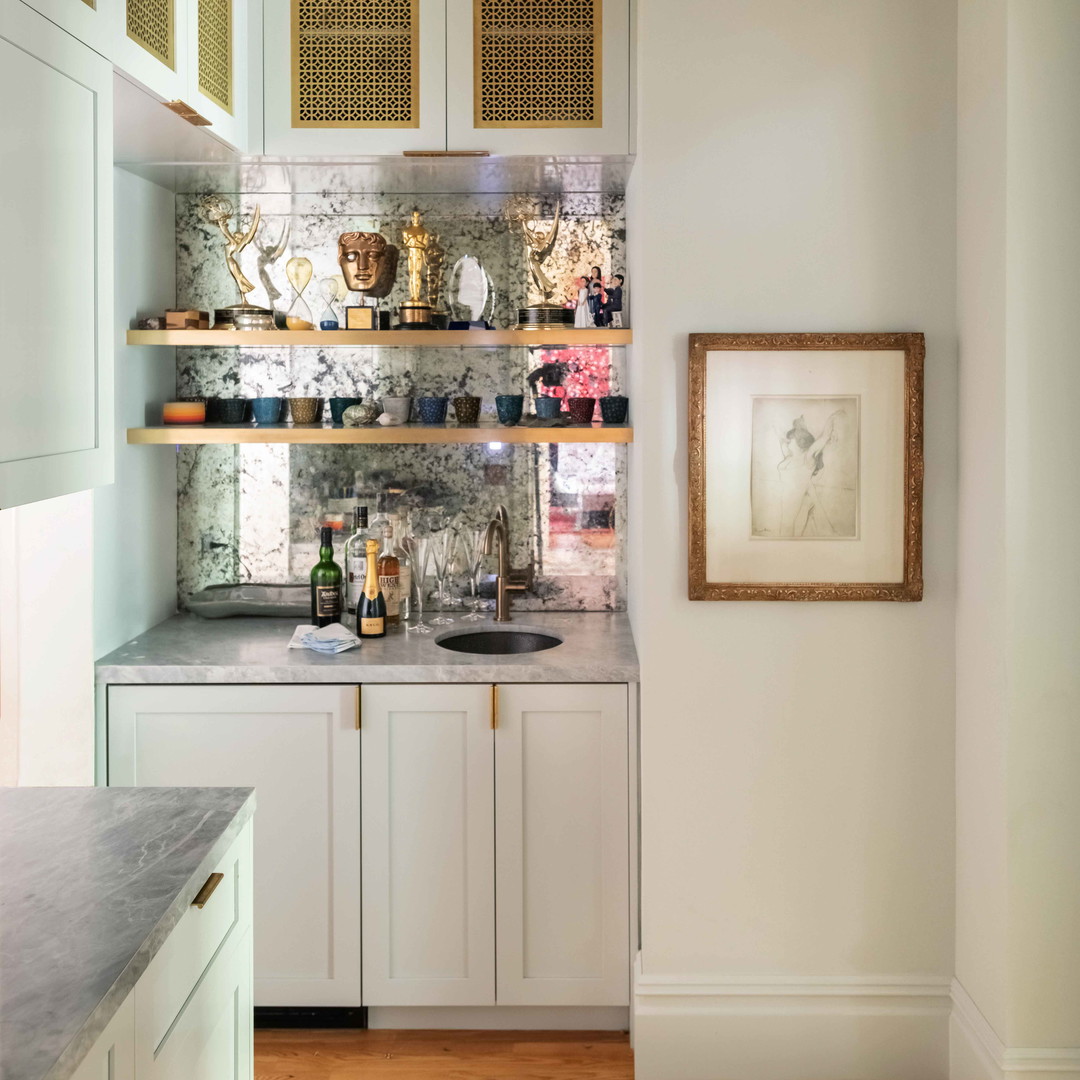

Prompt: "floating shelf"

[127,422,633,446]
[126,329,632,348]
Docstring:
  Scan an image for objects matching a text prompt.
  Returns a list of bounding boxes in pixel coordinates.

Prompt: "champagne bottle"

[310,526,343,627]
[343,506,372,615]
[358,538,387,638]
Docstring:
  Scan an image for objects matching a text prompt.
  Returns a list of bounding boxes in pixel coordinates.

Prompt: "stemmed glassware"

[460,524,487,621]
[428,526,456,625]
[405,535,433,634]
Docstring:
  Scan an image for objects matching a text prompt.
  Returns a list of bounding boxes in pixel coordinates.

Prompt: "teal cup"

[495,394,523,425]
[534,396,562,419]
[251,397,284,424]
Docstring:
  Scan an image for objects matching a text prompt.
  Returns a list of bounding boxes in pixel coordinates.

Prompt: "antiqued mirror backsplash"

[173,187,627,612]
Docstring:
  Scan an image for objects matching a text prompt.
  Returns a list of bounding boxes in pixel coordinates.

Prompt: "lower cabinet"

[106,681,632,1012]
[107,684,361,1007]
[69,996,135,1080]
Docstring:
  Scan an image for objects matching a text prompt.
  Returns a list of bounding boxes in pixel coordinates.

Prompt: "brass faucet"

[482,505,534,622]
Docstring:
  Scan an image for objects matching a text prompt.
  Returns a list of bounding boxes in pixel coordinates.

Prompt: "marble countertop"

[0,786,255,1080]
[95,612,639,684]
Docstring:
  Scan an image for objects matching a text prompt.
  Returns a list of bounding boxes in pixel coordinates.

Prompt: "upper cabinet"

[264,0,630,156]
[111,0,189,103]
[0,0,113,509]
[445,0,630,156]
[264,0,448,155]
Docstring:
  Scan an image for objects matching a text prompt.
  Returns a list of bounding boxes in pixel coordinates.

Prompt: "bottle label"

[380,573,400,617]
[315,585,341,619]
[360,617,385,636]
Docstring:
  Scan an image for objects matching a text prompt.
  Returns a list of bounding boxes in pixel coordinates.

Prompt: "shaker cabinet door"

[183,0,249,148]
[263,0,447,155]
[445,0,631,156]
[0,1,113,509]
[69,995,135,1080]
[361,683,496,1005]
[107,684,361,1007]
[494,682,630,1005]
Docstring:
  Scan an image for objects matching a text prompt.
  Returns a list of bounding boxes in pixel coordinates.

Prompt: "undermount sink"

[435,628,564,655]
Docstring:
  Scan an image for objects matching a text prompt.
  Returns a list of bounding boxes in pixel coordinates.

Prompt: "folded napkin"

[288,623,361,654]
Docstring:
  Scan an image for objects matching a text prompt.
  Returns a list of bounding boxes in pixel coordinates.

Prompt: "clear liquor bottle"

[343,506,374,615]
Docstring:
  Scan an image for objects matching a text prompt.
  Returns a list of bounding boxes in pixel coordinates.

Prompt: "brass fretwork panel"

[198,0,233,113]
[292,0,419,128]
[126,0,174,69]
[474,0,601,128]
[80,0,95,9]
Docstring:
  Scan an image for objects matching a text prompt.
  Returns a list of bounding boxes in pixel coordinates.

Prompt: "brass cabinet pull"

[491,684,498,730]
[355,685,361,730]
[402,150,490,157]
[191,872,224,909]
[164,100,212,127]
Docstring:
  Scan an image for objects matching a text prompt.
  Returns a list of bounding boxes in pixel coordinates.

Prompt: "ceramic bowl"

[534,396,562,419]
[416,396,449,424]
[329,396,362,424]
[599,395,629,424]
[453,396,482,424]
[495,394,523,426]
[381,396,413,423]
[288,397,323,424]
[567,397,597,424]
[250,397,284,424]
[213,397,249,424]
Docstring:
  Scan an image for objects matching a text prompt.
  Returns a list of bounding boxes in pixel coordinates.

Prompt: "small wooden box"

[165,309,211,330]
[345,306,377,331]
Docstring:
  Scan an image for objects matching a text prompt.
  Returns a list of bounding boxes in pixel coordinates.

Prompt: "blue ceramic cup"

[250,397,284,424]
[600,395,629,423]
[534,396,562,419]
[495,394,523,426]
[214,397,248,423]
[329,397,362,424]
[416,396,449,424]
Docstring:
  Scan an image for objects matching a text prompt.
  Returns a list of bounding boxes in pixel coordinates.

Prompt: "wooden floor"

[255,1029,634,1080]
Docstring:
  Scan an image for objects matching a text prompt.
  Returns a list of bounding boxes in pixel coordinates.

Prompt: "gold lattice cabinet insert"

[293,0,419,128]
[474,0,602,128]
[198,0,232,113]
[127,0,174,68]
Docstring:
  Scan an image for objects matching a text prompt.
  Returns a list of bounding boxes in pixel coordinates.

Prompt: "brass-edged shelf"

[126,329,633,348]
[127,422,633,445]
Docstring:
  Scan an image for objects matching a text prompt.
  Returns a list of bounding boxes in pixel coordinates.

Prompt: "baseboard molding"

[366,1005,629,1030]
[633,957,951,1080]
[951,980,1080,1079]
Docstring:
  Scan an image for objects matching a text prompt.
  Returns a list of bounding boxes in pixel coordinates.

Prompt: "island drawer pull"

[191,872,224,909]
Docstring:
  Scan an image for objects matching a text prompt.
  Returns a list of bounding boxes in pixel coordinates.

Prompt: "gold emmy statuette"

[199,195,276,330]
[285,256,315,330]
[338,231,399,330]
[504,196,570,330]
[398,210,435,328]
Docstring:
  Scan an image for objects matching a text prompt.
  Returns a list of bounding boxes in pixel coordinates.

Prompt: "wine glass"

[442,526,465,608]
[406,535,433,634]
[460,524,487,621]
[428,527,456,625]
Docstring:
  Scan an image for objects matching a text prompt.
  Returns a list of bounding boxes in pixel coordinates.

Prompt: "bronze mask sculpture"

[337,231,399,330]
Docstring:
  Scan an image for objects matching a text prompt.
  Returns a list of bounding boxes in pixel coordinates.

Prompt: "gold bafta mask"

[338,232,398,298]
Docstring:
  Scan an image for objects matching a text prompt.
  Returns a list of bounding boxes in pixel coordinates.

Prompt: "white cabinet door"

[445,0,630,155]
[264,0,447,155]
[184,0,249,147]
[495,683,630,1005]
[361,684,496,1005]
[136,925,253,1080]
[108,684,361,1007]
[0,1,113,509]
[110,0,188,102]
[17,0,110,57]
[69,995,135,1080]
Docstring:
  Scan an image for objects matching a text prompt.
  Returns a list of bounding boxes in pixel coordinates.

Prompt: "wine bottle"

[343,506,372,615]
[310,526,343,628]
[358,539,387,638]
[377,517,402,624]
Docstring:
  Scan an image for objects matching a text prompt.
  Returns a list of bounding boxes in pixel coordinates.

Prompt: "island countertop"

[0,786,255,1080]
[95,612,639,685]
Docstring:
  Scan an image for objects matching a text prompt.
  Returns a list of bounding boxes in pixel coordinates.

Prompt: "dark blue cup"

[329,397,362,424]
[214,397,248,423]
[416,396,449,424]
[599,395,629,423]
[495,394,523,426]
[250,397,284,424]
[534,396,562,419]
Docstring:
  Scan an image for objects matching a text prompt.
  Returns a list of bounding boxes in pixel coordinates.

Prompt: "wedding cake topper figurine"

[503,196,570,329]
[199,195,276,329]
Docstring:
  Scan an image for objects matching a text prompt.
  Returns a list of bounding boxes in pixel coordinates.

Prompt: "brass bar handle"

[402,150,490,157]
[191,872,224,909]
[164,100,212,127]
[491,684,499,730]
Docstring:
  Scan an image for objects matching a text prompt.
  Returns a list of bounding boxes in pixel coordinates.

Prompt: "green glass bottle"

[310,526,343,627]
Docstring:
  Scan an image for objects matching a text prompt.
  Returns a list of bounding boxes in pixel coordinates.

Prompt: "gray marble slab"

[95,612,639,684]
[0,786,255,1080]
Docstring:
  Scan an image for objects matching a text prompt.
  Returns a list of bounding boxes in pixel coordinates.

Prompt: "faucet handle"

[507,564,534,591]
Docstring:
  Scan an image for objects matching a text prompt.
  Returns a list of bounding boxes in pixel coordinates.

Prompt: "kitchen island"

[0,786,254,1080]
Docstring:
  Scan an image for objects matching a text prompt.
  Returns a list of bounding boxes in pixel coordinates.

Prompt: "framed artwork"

[688,333,924,601]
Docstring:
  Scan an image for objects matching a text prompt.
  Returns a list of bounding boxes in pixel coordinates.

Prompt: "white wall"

[629,3,958,1077]
[93,168,177,659]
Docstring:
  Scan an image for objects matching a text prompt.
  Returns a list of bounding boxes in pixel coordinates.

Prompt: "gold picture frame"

[688,332,924,601]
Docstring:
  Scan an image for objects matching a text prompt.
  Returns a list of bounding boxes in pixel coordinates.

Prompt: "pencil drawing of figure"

[750,397,859,539]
